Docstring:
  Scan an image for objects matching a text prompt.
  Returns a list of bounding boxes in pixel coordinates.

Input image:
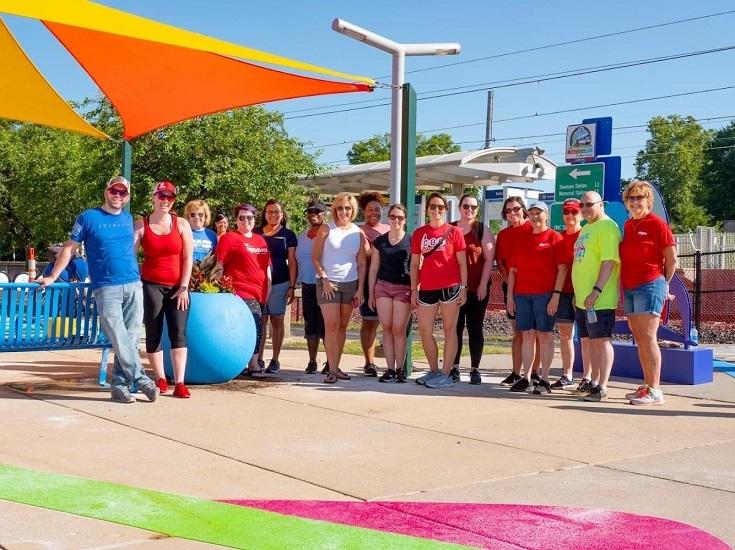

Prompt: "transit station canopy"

[0,0,373,139]
[300,147,557,195]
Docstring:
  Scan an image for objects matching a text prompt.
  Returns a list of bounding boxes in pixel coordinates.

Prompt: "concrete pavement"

[0,345,733,548]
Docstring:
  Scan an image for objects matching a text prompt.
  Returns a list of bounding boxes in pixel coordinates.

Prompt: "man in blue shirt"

[39,176,159,404]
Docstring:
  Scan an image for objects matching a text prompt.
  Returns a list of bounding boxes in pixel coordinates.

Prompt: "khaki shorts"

[316,278,358,305]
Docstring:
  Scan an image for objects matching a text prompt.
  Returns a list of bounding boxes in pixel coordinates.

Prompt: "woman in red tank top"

[134,181,193,398]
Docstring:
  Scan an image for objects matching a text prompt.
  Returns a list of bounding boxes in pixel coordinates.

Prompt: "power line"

[374,9,735,79]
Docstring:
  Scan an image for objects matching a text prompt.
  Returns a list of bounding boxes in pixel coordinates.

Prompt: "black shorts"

[556,292,575,323]
[301,283,325,340]
[502,281,514,320]
[418,284,461,306]
[574,307,615,339]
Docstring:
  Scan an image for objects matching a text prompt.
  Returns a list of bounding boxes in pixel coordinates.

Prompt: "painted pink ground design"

[223,500,730,549]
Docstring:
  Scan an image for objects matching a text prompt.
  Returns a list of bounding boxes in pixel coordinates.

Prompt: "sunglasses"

[503,206,522,214]
[461,204,479,211]
[626,195,647,203]
[562,209,580,215]
[580,201,601,208]
[189,212,205,218]
[428,203,446,211]
[388,214,406,221]
[237,215,255,221]
[306,208,323,215]
[108,188,129,197]
[155,192,175,201]
[335,205,353,212]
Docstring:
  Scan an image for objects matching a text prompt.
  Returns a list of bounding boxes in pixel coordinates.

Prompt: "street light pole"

[332,18,460,204]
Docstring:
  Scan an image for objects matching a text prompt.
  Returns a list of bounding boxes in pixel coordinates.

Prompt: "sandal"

[323,373,337,384]
[246,368,266,378]
[336,369,351,381]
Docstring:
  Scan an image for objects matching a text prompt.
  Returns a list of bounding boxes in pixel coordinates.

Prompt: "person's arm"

[477,226,496,301]
[174,218,193,310]
[506,267,517,316]
[286,246,297,305]
[456,249,468,306]
[663,245,678,299]
[37,241,80,289]
[133,219,144,256]
[548,264,568,316]
[355,232,367,307]
[265,265,272,304]
[410,252,421,309]
[583,260,617,309]
[311,224,335,299]
[368,243,380,310]
[211,261,224,281]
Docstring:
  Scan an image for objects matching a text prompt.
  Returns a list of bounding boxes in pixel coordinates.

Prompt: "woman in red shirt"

[410,193,467,389]
[134,181,194,398]
[506,201,565,394]
[620,181,677,406]
[214,203,272,377]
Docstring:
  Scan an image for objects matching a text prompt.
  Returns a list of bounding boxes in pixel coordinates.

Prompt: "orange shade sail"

[45,21,372,140]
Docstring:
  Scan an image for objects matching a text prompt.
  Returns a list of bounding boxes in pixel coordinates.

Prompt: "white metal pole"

[390,51,405,206]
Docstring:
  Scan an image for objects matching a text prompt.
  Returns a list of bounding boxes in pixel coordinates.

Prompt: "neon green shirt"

[571,215,621,310]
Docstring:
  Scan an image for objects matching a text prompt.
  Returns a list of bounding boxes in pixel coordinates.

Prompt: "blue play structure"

[565,117,713,385]
[162,291,256,384]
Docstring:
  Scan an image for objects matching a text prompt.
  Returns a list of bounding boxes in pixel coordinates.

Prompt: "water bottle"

[689,326,699,346]
[586,307,597,324]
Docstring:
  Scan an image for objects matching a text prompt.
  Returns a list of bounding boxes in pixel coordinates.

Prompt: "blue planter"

[162,292,255,384]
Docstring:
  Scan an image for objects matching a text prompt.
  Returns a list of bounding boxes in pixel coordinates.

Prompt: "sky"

[3,0,735,179]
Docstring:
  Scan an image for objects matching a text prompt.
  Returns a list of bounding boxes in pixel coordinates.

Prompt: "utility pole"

[484,90,494,148]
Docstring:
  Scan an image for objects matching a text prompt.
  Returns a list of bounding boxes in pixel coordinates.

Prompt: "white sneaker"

[630,387,665,405]
[625,385,648,400]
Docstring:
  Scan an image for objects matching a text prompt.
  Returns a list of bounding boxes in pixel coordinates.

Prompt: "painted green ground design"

[0,464,466,549]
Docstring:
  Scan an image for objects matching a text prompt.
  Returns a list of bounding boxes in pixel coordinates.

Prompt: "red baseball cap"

[153,180,177,196]
[562,198,582,212]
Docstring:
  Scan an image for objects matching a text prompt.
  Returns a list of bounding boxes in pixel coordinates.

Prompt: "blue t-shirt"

[296,230,317,284]
[191,228,217,262]
[253,226,297,285]
[70,207,140,290]
[43,257,89,283]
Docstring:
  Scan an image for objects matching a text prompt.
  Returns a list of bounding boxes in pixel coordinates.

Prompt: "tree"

[347,132,460,164]
[701,121,735,224]
[635,115,712,231]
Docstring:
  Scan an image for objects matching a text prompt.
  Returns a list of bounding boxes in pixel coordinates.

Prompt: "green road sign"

[550,202,564,231]
[555,162,604,201]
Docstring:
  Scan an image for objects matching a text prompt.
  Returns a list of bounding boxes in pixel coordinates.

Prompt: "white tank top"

[321,222,361,282]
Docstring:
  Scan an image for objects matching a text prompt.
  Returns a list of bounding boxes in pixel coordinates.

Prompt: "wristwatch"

[459,284,467,290]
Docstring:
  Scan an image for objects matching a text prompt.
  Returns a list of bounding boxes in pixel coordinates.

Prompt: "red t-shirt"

[495,221,532,276]
[216,231,271,302]
[620,213,675,289]
[411,224,466,291]
[509,229,563,295]
[556,229,581,293]
[141,214,183,287]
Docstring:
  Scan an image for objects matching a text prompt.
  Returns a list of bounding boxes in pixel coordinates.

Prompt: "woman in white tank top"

[312,193,367,384]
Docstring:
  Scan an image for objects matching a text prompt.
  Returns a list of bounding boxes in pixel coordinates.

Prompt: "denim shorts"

[556,292,575,323]
[624,276,667,316]
[264,280,289,316]
[514,293,555,333]
[574,307,615,339]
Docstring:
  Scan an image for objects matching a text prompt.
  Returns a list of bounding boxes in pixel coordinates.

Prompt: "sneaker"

[425,373,456,389]
[379,368,396,383]
[363,363,378,377]
[258,358,266,371]
[500,372,522,386]
[573,379,592,395]
[625,385,648,400]
[449,366,461,383]
[396,368,407,383]
[469,369,482,385]
[321,362,330,374]
[415,371,441,385]
[550,375,574,390]
[139,382,160,403]
[509,378,530,392]
[305,360,318,374]
[110,388,135,403]
[155,377,169,394]
[172,382,190,398]
[583,385,608,402]
[265,359,281,373]
[531,372,541,386]
[630,387,665,405]
[532,379,552,395]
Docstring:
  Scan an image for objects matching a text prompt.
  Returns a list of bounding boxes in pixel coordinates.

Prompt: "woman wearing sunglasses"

[620,180,677,406]
[494,196,536,386]
[368,203,412,383]
[184,200,217,263]
[448,194,495,385]
[410,192,467,389]
[213,203,272,377]
[312,193,367,384]
[134,181,194,398]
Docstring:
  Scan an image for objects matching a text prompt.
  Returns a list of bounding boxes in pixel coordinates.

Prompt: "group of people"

[39,175,677,407]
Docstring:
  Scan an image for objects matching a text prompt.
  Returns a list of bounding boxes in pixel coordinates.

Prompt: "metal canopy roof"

[300,147,557,195]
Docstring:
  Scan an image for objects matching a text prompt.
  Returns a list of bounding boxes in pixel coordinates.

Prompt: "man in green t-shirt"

[571,191,621,402]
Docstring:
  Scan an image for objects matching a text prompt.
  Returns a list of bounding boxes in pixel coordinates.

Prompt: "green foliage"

[701,121,735,224]
[635,115,713,232]
[347,132,461,164]
[0,97,318,258]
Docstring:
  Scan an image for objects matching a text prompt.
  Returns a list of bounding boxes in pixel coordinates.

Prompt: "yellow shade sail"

[0,18,108,139]
[0,0,374,84]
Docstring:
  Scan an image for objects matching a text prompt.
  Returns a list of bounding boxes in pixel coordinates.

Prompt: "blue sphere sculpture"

[162,292,255,384]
